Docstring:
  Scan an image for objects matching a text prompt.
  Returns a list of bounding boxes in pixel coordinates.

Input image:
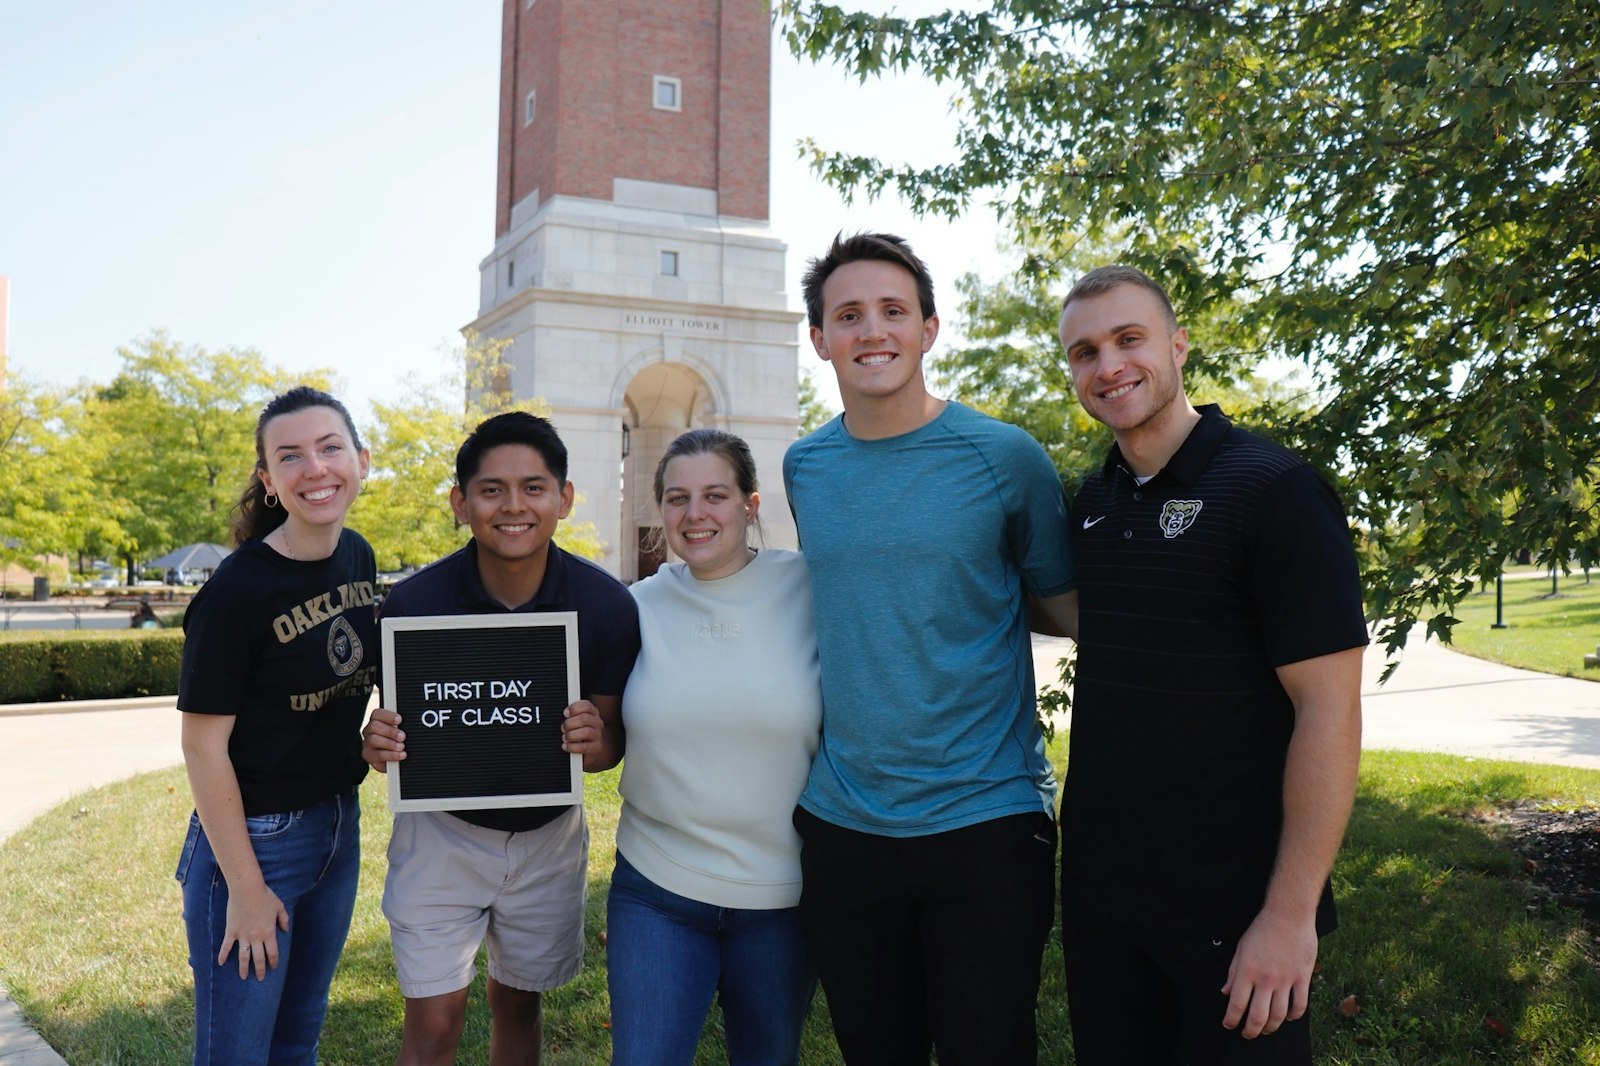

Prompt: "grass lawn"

[1442,573,1600,680]
[3,746,1600,1064]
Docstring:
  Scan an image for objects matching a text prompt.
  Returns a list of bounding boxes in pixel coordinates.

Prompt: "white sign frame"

[380,612,581,813]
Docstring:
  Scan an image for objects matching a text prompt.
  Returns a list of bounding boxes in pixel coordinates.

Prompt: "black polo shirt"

[380,539,640,833]
[1061,405,1366,934]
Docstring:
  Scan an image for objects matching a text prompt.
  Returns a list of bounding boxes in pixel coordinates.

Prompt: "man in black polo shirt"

[361,411,639,1066]
[1056,266,1366,1065]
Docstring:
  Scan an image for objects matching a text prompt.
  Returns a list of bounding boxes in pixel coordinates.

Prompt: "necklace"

[278,525,298,560]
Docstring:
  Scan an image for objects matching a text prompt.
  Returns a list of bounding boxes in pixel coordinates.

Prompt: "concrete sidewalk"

[0,697,184,840]
[6,638,1600,1063]
[1358,635,1600,768]
[1028,633,1600,770]
[0,698,182,1065]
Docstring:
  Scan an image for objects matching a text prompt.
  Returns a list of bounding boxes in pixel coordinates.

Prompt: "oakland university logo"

[327,615,364,677]
[1159,499,1203,539]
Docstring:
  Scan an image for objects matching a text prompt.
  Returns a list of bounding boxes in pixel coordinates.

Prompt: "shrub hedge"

[0,630,183,703]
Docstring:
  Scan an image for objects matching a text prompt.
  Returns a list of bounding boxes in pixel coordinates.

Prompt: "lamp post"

[1492,569,1507,629]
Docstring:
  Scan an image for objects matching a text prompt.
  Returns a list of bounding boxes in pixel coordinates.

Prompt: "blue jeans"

[606,851,814,1066]
[176,790,360,1066]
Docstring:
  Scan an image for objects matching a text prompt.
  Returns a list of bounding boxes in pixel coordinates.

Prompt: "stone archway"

[620,360,718,582]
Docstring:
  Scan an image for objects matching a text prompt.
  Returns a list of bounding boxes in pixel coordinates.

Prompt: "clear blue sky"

[0,1,1010,421]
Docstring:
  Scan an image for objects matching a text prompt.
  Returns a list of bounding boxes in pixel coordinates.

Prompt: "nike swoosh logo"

[1082,515,1106,529]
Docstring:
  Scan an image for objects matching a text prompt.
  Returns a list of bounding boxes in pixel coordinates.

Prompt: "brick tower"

[467,0,800,580]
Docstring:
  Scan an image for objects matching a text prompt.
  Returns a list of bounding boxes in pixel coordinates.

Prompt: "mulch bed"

[1481,802,1600,920]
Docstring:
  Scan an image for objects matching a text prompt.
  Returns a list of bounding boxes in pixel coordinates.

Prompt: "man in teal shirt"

[784,232,1077,1065]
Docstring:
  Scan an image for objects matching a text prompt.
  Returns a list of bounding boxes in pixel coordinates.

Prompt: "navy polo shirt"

[1061,405,1367,934]
[380,540,640,833]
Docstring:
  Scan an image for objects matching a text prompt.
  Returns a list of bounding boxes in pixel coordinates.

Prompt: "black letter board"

[381,613,581,812]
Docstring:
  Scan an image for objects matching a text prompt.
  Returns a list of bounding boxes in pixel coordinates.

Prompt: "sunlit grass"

[0,768,839,1065]
[4,747,1600,1062]
[1445,573,1600,680]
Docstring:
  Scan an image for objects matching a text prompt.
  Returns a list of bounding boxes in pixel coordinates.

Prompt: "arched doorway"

[620,360,719,582]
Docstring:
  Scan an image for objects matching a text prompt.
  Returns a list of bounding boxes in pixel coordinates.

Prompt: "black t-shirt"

[1062,406,1368,934]
[379,540,641,833]
[178,529,378,815]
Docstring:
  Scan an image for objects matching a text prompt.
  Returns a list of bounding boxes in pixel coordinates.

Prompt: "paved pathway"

[1357,635,1600,768]
[0,603,157,633]
[6,638,1600,1062]
[0,699,182,1064]
[1029,633,1600,770]
[0,699,184,840]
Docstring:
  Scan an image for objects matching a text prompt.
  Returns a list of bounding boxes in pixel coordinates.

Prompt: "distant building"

[467,0,801,580]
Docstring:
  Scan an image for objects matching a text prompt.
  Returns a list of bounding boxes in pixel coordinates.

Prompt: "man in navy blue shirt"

[1058,266,1366,1065]
[362,412,639,1066]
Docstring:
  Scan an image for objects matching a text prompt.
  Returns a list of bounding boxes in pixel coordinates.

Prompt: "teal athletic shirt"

[783,402,1076,836]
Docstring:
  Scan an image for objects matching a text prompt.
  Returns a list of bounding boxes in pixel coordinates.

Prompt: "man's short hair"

[801,232,937,328]
[456,411,569,487]
[1061,265,1179,334]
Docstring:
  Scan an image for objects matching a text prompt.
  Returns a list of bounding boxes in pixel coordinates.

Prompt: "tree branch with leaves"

[779,0,1600,654]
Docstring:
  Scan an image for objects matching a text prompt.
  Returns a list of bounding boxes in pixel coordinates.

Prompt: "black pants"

[1060,908,1313,1066]
[794,807,1057,1066]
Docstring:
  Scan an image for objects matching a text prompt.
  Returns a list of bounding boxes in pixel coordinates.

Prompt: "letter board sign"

[381,613,581,812]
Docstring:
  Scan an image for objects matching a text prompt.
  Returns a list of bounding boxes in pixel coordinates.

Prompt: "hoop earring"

[264,492,279,508]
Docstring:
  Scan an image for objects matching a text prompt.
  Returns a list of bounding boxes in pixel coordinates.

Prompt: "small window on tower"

[508,260,516,286]
[659,250,680,277]
[524,90,537,126]
[525,0,536,7]
[653,75,682,112]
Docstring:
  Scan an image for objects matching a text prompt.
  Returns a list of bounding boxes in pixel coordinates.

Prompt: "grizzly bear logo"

[1159,500,1203,539]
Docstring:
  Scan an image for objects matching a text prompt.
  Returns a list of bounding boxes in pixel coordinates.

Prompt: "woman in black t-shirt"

[175,386,378,1066]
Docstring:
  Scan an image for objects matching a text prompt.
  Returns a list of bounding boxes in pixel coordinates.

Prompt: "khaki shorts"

[382,806,588,998]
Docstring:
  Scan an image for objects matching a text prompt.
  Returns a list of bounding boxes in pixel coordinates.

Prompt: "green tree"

[937,232,1314,485]
[353,333,603,571]
[797,364,837,436]
[87,333,326,579]
[0,379,155,584]
[354,386,466,571]
[778,0,1600,650]
[936,262,1108,479]
[0,375,77,580]
[43,391,134,579]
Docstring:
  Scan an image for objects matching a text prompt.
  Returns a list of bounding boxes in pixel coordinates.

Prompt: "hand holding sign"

[560,697,623,773]
[362,708,406,772]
